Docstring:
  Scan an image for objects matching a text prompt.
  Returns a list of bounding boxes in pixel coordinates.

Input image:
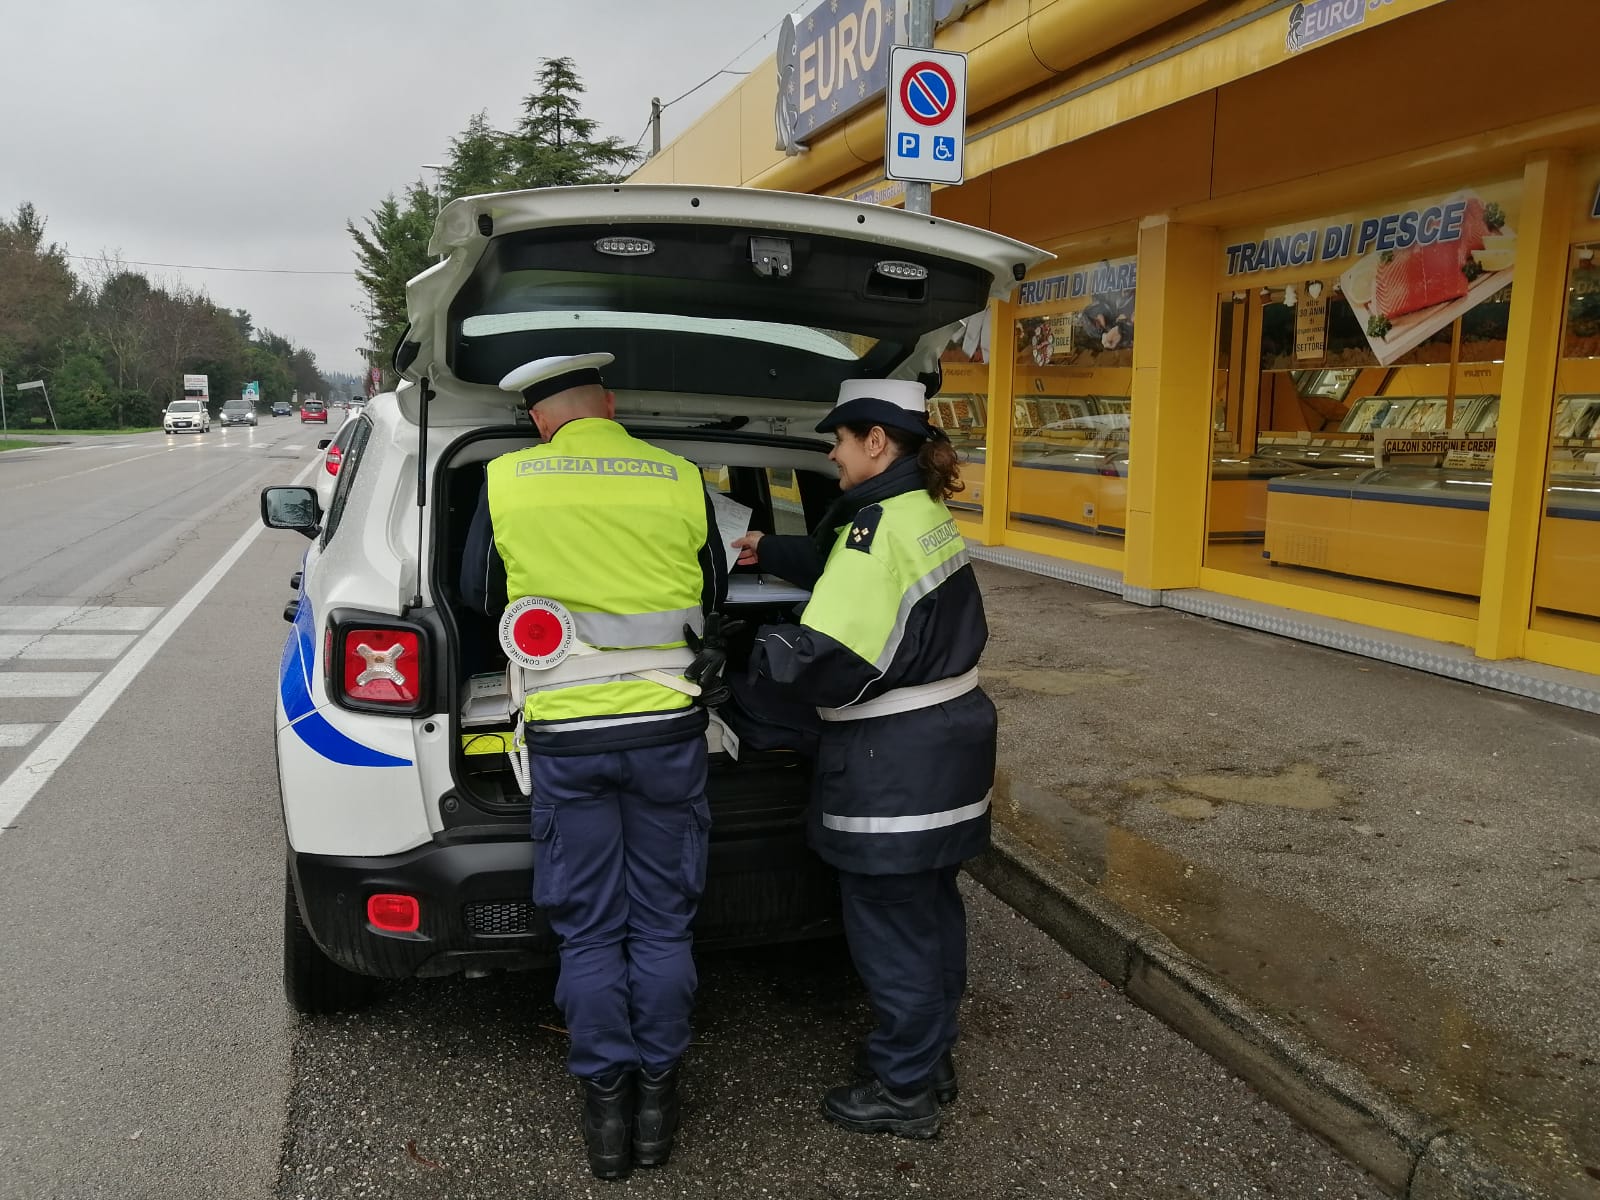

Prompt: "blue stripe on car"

[280,596,413,768]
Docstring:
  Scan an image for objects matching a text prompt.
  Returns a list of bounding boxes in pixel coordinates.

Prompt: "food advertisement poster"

[1015,257,1137,368]
[1223,180,1522,366]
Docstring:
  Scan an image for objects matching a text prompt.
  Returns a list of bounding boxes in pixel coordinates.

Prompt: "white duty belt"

[500,597,702,798]
[499,596,702,705]
[817,667,980,723]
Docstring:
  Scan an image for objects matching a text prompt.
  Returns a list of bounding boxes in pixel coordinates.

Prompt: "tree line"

[350,57,637,384]
[0,204,330,430]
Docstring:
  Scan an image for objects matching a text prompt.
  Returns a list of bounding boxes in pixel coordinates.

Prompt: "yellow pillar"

[1476,153,1576,660]
[1123,217,1219,599]
[979,298,1018,548]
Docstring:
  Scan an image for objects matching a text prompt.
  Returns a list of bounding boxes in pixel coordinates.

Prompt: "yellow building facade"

[634,0,1600,680]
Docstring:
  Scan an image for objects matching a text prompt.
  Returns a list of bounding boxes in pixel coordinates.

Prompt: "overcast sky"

[2,0,804,375]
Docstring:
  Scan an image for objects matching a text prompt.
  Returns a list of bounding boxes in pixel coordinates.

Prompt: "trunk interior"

[430,424,842,833]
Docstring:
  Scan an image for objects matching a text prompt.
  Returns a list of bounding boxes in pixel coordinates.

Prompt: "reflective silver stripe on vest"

[572,607,702,648]
[528,709,694,733]
[818,667,979,723]
[820,791,992,835]
[872,549,971,671]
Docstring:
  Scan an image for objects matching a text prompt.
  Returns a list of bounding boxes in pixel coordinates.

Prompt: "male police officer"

[461,353,727,1181]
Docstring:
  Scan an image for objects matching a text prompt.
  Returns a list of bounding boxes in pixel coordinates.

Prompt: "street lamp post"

[421,163,444,262]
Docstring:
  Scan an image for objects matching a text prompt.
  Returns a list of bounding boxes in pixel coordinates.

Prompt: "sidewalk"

[969,560,1600,1199]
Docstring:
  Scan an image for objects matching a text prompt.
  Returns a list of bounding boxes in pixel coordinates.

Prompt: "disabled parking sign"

[886,46,967,185]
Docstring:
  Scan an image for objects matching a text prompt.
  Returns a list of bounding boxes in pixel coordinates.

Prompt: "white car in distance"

[163,399,210,434]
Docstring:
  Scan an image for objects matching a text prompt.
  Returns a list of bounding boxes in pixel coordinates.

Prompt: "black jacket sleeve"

[755,532,826,591]
[460,481,507,618]
[700,487,729,613]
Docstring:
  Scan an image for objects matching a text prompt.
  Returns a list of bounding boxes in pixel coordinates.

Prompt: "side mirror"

[317,437,333,450]
[261,486,321,539]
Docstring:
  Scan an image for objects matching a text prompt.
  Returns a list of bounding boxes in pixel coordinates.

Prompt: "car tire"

[284,865,377,1014]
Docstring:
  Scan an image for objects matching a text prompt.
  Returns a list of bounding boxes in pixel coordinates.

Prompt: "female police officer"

[733,378,993,1140]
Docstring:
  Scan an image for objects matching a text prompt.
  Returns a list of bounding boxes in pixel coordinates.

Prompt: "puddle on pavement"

[1128,762,1345,816]
[981,667,1137,696]
[991,770,1599,1196]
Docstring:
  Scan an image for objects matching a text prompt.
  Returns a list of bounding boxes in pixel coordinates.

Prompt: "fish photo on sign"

[1340,188,1519,366]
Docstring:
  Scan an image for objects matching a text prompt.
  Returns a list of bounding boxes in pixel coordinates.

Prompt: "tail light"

[325,615,432,714]
[368,894,420,933]
[324,444,343,476]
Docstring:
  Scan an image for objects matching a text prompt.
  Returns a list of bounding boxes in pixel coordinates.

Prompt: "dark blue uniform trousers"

[529,736,711,1080]
[839,865,967,1093]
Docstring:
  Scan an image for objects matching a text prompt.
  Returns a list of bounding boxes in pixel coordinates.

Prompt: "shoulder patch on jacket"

[845,504,883,553]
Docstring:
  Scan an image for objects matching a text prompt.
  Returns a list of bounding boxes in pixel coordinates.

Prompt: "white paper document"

[709,491,754,557]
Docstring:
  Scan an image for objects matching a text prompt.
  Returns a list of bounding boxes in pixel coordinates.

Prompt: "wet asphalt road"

[0,430,1383,1199]
[277,881,1382,1200]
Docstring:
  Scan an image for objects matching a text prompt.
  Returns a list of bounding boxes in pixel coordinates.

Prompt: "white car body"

[263,184,1047,1009]
[164,400,209,434]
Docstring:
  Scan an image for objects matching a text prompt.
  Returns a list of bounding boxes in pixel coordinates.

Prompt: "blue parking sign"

[898,132,921,158]
[933,136,956,162]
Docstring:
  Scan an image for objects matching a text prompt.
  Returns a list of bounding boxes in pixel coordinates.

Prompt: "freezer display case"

[1264,466,1494,596]
[1535,472,1600,620]
[1553,394,1600,440]
[1257,395,1499,469]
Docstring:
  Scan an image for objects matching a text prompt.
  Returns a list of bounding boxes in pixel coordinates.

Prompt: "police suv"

[261,185,1046,1012]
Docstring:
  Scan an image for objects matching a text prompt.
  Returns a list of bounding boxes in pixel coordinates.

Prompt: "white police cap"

[498,353,615,406]
[815,378,935,437]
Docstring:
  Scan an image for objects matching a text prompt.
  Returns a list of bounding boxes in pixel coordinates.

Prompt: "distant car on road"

[300,400,328,424]
[163,399,209,434]
[220,399,258,427]
[272,401,292,417]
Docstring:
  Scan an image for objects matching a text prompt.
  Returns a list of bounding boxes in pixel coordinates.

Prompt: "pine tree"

[444,111,508,200]
[500,57,637,188]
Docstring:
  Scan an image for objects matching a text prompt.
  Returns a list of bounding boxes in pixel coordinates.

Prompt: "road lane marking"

[0,606,162,632]
[0,635,138,660]
[0,449,172,493]
[0,725,44,748]
[0,673,99,698]
[0,457,317,833]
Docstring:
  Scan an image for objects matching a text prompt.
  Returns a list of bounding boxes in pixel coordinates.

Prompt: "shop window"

[936,360,990,518]
[1204,280,1512,619]
[1006,257,1136,552]
[1530,243,1600,645]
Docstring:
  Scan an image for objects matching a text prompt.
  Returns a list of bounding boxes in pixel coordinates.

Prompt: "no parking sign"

[886,46,968,185]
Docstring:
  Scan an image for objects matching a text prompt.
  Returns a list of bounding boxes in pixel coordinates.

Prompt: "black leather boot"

[821,1077,940,1139]
[633,1063,682,1168]
[853,1044,959,1104]
[580,1070,636,1181]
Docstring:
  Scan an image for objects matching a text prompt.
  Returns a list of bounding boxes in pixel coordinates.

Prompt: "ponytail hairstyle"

[837,421,966,501]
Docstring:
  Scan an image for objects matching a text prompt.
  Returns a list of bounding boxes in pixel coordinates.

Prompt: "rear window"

[304,401,325,411]
[446,223,994,402]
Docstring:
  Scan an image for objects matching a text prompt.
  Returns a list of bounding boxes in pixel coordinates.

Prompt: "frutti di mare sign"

[775,0,987,154]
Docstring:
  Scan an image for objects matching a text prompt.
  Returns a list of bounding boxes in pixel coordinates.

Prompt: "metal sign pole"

[1,370,7,437]
[905,0,935,215]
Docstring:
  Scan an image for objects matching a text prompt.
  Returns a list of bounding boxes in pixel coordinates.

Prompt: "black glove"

[684,613,747,707]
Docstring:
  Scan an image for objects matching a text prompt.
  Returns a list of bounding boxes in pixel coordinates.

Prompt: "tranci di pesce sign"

[774,0,987,153]
[1224,198,1477,277]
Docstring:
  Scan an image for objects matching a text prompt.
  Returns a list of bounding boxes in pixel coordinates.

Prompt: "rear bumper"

[291,824,839,980]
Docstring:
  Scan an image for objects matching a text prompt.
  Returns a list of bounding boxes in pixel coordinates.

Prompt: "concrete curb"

[967,825,1544,1200]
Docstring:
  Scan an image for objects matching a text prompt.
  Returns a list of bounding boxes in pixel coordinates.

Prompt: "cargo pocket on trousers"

[681,795,712,902]
[531,805,566,909]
